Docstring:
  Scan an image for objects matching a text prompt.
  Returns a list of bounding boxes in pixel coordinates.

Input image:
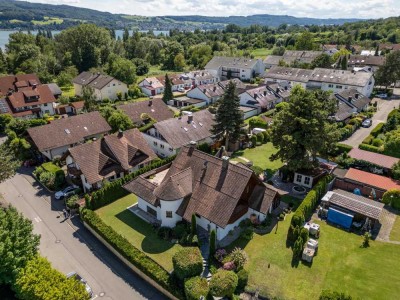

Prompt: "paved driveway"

[341,98,399,148]
[0,170,166,300]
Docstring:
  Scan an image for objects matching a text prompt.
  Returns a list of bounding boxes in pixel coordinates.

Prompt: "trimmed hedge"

[172,247,203,281]
[80,208,184,299]
[86,156,176,210]
[359,143,382,153]
[290,175,333,227]
[336,143,353,154]
[184,276,209,300]
[371,123,384,137]
[209,270,238,298]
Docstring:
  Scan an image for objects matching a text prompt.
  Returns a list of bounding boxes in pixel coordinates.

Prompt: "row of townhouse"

[263,66,375,97]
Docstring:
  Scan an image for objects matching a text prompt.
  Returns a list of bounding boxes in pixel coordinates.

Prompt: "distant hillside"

[165,14,363,27]
[0,0,364,30]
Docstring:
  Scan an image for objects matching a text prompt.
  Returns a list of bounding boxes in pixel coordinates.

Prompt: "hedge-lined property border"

[85,155,176,210]
[290,175,334,226]
[80,208,184,299]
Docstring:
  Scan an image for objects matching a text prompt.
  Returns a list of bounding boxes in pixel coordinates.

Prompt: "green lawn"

[390,214,400,242]
[61,86,75,98]
[230,215,400,300]
[232,142,282,174]
[32,17,64,25]
[96,194,182,271]
[137,65,181,83]
[251,48,273,59]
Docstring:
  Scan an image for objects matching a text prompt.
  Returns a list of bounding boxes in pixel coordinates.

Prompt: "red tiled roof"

[348,148,399,169]
[70,101,85,109]
[345,168,400,191]
[8,85,56,109]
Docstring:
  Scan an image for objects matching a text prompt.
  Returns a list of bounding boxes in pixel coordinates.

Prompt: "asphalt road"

[341,98,399,148]
[0,169,167,300]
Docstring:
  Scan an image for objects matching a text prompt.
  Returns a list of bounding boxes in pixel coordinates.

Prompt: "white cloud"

[24,0,400,19]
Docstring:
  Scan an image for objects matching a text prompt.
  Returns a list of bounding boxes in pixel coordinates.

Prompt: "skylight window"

[65,129,71,134]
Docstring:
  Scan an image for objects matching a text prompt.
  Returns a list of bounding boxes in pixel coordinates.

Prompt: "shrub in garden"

[157,227,172,240]
[172,247,203,281]
[173,223,189,239]
[250,135,257,147]
[191,214,197,235]
[209,270,238,298]
[236,269,249,293]
[249,117,268,129]
[392,161,400,180]
[382,189,400,210]
[262,130,269,143]
[230,247,248,270]
[223,261,236,270]
[372,138,383,147]
[39,171,56,190]
[184,276,209,300]
[240,228,254,240]
[293,236,305,258]
[256,132,264,144]
[358,143,382,153]
[66,195,79,210]
[209,229,216,256]
[362,232,371,248]
[214,248,227,263]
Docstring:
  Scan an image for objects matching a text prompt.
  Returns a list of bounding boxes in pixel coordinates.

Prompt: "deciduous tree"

[82,86,97,112]
[0,206,40,286]
[270,86,340,171]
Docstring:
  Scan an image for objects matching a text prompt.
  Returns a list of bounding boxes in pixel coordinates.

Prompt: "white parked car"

[177,87,185,92]
[376,93,388,99]
[67,272,93,297]
[55,185,78,200]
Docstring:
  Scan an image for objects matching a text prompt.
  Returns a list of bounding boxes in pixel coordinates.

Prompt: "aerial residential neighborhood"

[1,1,400,300]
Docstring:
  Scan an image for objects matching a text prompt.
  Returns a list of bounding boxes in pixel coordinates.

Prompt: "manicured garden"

[95,194,182,271]
[229,212,400,299]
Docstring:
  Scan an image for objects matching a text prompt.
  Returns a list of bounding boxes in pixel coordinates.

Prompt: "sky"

[24,0,400,19]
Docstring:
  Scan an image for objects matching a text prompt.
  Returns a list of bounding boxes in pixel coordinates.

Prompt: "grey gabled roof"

[154,109,215,149]
[72,72,118,90]
[205,56,260,70]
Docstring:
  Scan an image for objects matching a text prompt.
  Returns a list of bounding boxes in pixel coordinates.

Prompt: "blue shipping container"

[327,208,354,229]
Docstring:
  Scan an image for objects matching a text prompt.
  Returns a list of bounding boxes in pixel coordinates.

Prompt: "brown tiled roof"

[327,189,384,220]
[70,101,85,109]
[8,85,56,109]
[195,82,225,99]
[69,128,156,184]
[0,74,41,95]
[345,168,400,191]
[348,55,386,67]
[125,176,159,206]
[242,85,280,108]
[348,148,399,169]
[154,167,193,200]
[154,109,215,149]
[125,146,280,228]
[28,111,111,151]
[156,74,184,86]
[118,99,174,125]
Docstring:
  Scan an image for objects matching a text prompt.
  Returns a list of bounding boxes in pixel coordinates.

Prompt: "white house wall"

[159,199,183,227]
[187,88,211,104]
[138,197,161,220]
[143,131,177,158]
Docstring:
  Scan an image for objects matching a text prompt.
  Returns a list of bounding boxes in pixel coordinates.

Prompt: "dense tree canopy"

[0,206,40,286]
[270,86,340,171]
[15,256,90,300]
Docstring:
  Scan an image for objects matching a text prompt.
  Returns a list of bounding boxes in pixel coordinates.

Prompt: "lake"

[0,29,169,50]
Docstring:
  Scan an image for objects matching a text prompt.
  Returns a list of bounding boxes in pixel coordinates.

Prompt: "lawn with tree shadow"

[96,194,182,271]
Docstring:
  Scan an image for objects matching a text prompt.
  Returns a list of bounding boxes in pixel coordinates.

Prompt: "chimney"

[284,86,288,90]
[118,129,123,138]
[254,94,258,99]
[222,156,230,170]
[188,141,197,156]
[188,113,193,123]
[213,86,217,92]
[348,96,353,102]
[203,89,207,93]
[355,93,359,99]
[275,88,279,93]
[148,99,153,106]
[32,83,37,90]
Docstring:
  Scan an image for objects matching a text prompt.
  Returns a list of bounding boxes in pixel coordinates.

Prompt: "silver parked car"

[55,185,78,200]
